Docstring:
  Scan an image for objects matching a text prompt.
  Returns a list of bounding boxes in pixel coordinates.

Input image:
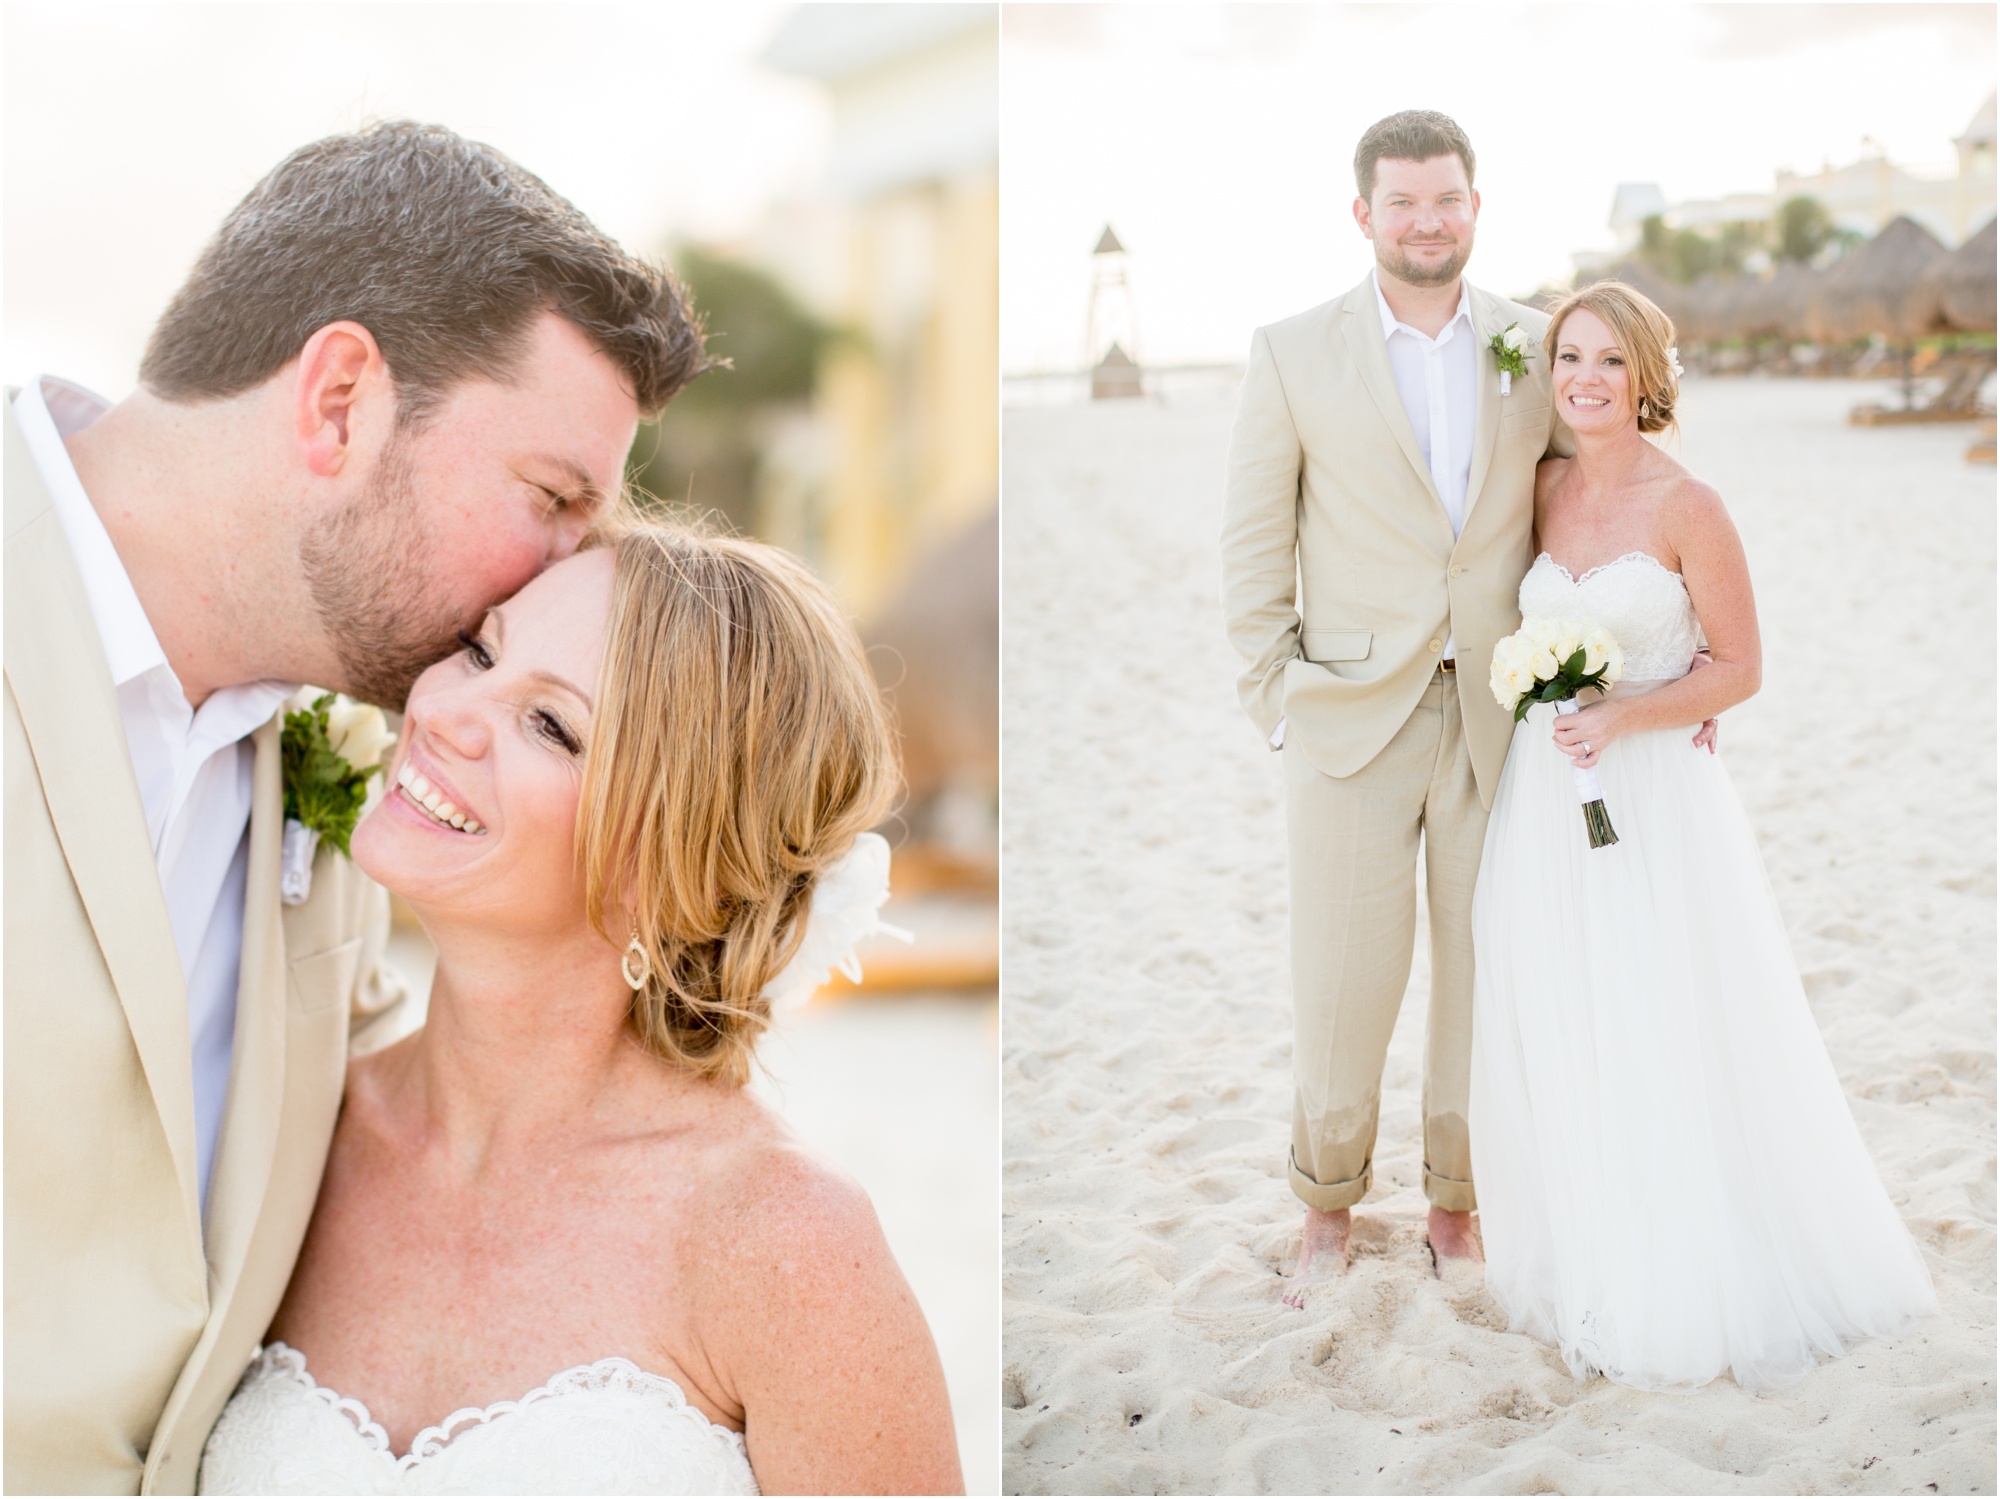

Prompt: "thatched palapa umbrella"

[1912,217,1997,334]
[1698,261,1825,345]
[1756,260,1824,344]
[1583,259,1680,316]
[1670,274,1733,345]
[1806,215,1949,343]
[1572,259,1704,341]
[1696,273,1759,343]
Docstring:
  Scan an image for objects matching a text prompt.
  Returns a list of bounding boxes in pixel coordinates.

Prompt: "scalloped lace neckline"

[258,1340,743,1472]
[1537,550,1686,589]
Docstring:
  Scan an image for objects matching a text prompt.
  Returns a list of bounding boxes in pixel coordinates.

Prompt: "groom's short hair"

[140,121,707,425]
[1353,111,1476,203]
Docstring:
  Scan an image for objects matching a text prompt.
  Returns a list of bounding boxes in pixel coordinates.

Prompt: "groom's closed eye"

[523,457,611,520]
[458,628,496,670]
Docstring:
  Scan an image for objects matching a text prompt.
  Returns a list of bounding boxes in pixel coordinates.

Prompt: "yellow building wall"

[819,164,999,618]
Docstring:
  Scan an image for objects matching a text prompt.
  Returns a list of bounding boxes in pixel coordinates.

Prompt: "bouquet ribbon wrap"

[1555,697,1619,848]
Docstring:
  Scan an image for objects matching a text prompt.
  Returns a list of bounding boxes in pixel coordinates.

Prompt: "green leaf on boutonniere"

[281,693,383,858]
[1488,321,1531,380]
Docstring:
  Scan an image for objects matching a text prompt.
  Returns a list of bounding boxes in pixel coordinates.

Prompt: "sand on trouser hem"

[1001,377,1994,1496]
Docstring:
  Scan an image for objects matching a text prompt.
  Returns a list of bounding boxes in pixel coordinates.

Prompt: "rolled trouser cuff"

[1424,1166,1476,1213]
[1290,1148,1370,1212]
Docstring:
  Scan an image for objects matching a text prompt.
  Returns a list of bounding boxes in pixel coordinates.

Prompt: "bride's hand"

[1550,699,1623,770]
[1687,649,1719,754]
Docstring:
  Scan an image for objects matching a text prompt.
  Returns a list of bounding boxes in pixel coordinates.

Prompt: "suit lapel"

[3,401,203,1255]
[1337,280,1442,508]
[1461,285,1508,535]
[198,713,288,1300]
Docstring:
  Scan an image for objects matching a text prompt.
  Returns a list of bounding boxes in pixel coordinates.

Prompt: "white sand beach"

[1000,378,1995,1495]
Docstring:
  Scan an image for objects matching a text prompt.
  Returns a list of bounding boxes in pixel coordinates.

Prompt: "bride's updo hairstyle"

[576,523,898,1086]
[1543,280,1681,436]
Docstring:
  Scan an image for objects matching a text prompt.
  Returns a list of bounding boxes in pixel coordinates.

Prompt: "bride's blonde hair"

[576,523,898,1086]
[1543,280,1681,436]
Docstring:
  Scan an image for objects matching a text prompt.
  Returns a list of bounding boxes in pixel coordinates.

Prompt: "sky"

[3,3,831,396]
[8,4,1992,388]
[1001,2,1997,371]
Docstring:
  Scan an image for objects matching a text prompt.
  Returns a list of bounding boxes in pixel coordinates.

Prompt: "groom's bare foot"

[1283,1208,1350,1306]
[1427,1206,1483,1278]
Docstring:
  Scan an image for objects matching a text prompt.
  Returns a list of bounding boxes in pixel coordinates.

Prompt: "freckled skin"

[271,557,963,1494]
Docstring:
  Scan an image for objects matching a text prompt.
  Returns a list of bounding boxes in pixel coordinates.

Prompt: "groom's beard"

[1377,234,1471,288]
[299,432,466,709]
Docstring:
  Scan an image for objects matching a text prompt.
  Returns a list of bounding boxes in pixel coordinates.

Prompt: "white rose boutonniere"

[280,690,395,905]
[1490,321,1532,395]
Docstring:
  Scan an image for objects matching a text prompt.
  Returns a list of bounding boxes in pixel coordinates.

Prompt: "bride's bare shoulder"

[691,1090,881,1250]
[675,1089,914,1376]
[1653,456,1727,526]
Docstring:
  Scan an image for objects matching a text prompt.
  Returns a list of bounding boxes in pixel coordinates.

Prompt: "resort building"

[1579,93,1997,277]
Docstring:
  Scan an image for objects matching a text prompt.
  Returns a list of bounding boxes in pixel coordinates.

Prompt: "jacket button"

[1428,638,1444,653]
[1449,565,1463,578]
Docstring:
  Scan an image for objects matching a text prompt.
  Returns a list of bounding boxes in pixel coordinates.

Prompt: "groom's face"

[301,311,640,708]
[1355,155,1478,289]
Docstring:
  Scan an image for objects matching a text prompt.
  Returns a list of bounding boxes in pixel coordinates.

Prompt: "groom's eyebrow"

[542,456,613,514]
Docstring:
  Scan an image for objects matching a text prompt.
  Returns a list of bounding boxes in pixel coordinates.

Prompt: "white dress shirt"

[1375,269,1477,664]
[12,376,296,1219]
[1269,273,1481,750]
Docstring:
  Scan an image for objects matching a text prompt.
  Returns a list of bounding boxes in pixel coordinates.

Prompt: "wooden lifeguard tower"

[1084,224,1143,399]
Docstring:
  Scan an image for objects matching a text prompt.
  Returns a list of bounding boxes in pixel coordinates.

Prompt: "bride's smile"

[391,761,485,834]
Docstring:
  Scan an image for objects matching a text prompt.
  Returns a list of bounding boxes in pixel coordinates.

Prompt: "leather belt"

[1439,658,1457,673]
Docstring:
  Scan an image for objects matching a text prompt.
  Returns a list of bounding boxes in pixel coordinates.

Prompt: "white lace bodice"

[1518,551,1700,682]
[197,1342,759,1496]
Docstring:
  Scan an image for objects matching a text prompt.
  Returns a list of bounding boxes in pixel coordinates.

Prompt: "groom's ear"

[293,321,391,479]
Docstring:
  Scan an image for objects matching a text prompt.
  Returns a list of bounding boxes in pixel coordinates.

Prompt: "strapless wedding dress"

[197,1342,759,1495]
[1468,552,1936,1392]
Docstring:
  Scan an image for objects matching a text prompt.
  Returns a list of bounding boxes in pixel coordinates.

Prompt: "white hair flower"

[1665,346,1685,381]
[761,832,913,1011]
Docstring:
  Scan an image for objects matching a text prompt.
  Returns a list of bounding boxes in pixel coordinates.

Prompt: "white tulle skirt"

[1469,687,1936,1393]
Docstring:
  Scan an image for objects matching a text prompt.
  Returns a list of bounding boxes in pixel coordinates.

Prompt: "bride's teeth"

[394,765,476,830]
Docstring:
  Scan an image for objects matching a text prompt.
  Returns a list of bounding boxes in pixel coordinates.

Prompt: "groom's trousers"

[1284,668,1486,1214]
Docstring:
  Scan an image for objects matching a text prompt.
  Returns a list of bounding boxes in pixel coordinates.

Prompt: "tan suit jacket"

[3,398,408,1495]
[1220,276,1571,809]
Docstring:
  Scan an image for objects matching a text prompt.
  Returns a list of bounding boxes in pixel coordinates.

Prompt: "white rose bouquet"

[1490,618,1625,849]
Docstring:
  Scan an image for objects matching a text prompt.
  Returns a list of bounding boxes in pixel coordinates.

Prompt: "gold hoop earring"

[622,932,652,991]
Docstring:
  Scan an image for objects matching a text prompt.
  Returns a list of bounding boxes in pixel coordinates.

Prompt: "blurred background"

[1002,2,1994,452]
[4,3,998,1488]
